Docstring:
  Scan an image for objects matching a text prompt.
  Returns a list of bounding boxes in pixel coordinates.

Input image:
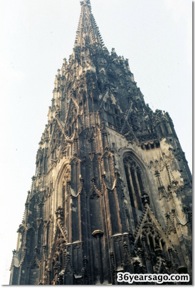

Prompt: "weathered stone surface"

[10,0,192,285]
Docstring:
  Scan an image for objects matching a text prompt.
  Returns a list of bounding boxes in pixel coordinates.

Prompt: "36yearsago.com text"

[117,272,190,284]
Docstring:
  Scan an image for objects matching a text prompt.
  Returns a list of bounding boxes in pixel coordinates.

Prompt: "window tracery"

[124,153,146,224]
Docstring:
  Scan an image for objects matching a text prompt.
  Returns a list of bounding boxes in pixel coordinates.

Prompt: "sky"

[0,0,192,284]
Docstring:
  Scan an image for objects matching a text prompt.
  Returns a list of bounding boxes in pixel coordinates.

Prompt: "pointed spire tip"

[80,0,91,7]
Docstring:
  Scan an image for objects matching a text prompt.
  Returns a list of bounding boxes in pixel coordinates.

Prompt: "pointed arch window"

[123,153,146,224]
[70,158,81,196]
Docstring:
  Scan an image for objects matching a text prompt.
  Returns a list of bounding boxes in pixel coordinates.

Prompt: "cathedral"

[10,0,192,285]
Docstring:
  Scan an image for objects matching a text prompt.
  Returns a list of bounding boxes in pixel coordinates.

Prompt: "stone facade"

[10,0,192,285]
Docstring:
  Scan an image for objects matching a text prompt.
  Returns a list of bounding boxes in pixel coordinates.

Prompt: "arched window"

[124,153,146,225]
[70,158,81,242]
[71,158,80,196]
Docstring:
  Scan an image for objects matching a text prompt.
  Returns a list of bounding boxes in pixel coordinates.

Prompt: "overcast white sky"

[0,0,192,284]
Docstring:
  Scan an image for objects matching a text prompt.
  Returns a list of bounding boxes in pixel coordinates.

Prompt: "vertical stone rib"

[127,165,138,210]
[9,0,192,284]
[133,168,143,211]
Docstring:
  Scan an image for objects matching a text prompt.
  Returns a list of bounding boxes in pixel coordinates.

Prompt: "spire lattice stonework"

[9,0,192,285]
[75,0,104,48]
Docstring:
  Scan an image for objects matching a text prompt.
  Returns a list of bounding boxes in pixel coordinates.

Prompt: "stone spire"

[74,0,104,48]
[9,0,192,285]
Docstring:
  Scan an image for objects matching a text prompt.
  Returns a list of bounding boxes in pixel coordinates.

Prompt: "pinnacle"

[75,0,104,48]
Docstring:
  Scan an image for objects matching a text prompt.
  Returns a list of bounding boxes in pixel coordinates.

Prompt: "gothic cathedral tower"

[10,0,192,285]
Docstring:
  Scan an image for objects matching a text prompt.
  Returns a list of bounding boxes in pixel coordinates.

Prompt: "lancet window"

[70,158,81,196]
[124,153,146,224]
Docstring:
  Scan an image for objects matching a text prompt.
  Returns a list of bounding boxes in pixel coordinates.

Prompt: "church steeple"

[74,0,104,48]
[9,1,192,285]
